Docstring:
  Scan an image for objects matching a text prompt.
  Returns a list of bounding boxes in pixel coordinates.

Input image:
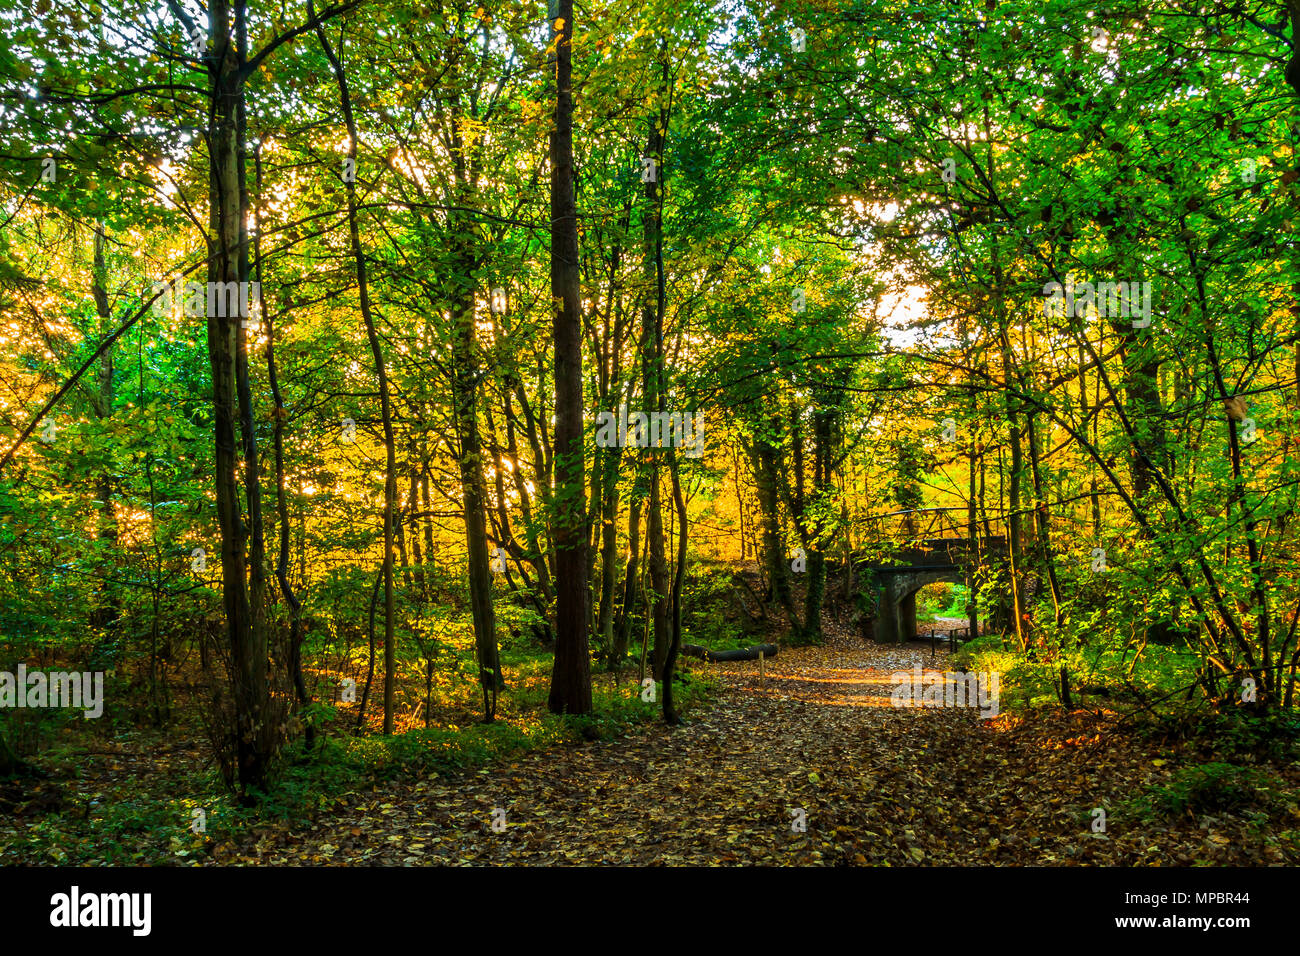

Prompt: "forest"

[0,0,1298,870]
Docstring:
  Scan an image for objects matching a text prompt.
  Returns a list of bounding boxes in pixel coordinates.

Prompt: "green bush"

[1130,762,1285,822]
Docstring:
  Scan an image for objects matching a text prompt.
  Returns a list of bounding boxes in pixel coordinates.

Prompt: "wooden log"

[680,643,779,663]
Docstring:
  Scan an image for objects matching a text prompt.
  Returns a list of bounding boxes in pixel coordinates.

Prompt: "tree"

[547,0,592,715]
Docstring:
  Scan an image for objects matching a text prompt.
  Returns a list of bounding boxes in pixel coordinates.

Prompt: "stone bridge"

[852,510,1008,645]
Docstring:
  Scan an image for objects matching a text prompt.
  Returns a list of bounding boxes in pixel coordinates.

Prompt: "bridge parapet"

[857,508,1009,552]
[852,536,1009,572]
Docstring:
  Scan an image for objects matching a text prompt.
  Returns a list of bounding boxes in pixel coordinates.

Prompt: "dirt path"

[217,631,1287,865]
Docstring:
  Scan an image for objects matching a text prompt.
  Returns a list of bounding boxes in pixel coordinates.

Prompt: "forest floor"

[213,624,1300,866]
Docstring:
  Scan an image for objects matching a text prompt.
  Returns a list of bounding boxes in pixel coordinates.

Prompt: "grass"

[951,630,1207,714]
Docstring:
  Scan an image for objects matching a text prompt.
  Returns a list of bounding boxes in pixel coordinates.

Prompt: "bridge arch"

[874,567,968,645]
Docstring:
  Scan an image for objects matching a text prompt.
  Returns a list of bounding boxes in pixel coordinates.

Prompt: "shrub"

[1131,762,1284,822]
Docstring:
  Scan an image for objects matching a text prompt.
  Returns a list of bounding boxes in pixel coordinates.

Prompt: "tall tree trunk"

[999,329,1027,651]
[505,378,555,604]
[967,440,980,640]
[316,20,398,734]
[546,0,592,714]
[450,234,504,716]
[407,462,424,590]
[639,78,671,680]
[1025,404,1064,626]
[647,471,669,678]
[1121,341,1168,503]
[610,487,643,671]
[663,452,688,725]
[799,397,836,641]
[1291,0,1300,406]
[751,434,795,626]
[591,223,631,660]
[234,3,270,739]
[421,457,436,573]
[254,147,311,748]
[786,396,808,642]
[207,0,269,799]
[89,224,119,644]
[436,56,506,714]
[594,425,624,658]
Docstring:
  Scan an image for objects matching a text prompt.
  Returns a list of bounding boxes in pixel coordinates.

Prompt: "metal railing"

[856,508,1008,553]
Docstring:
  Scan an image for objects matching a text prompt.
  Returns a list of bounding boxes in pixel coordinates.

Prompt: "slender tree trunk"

[316,21,398,734]
[408,463,424,590]
[639,84,671,680]
[663,452,688,725]
[1121,342,1167,502]
[234,5,270,741]
[1025,405,1064,626]
[438,62,505,715]
[89,224,120,644]
[967,441,980,639]
[611,490,643,671]
[546,0,592,714]
[998,323,1027,650]
[254,147,311,748]
[786,396,809,642]
[506,380,555,604]
[356,566,382,733]
[799,399,836,641]
[594,430,624,658]
[207,0,269,800]
[450,239,504,716]
[751,435,795,626]
[420,443,435,571]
